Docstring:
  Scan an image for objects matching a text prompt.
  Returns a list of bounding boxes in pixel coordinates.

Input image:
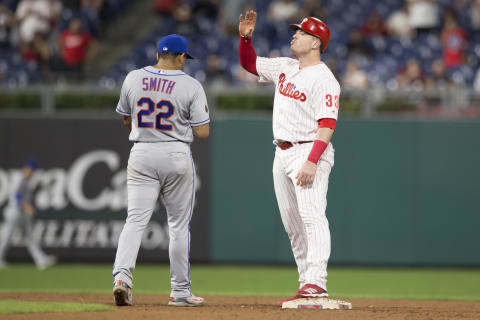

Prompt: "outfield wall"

[0,118,211,262]
[0,117,478,266]
[211,119,480,266]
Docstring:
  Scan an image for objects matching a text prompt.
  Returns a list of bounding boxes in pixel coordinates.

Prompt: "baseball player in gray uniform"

[0,160,56,270]
[112,34,210,307]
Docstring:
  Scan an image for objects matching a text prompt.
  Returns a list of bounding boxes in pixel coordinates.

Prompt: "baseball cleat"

[168,295,204,307]
[36,255,57,270]
[277,284,328,306]
[113,280,133,306]
[297,284,328,298]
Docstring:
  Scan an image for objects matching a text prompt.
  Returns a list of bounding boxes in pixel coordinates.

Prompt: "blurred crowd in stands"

[102,0,480,97]
[3,0,480,100]
[0,0,132,84]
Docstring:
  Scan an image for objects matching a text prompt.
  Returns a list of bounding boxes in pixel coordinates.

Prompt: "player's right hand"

[22,203,36,217]
[239,10,257,38]
[296,161,317,187]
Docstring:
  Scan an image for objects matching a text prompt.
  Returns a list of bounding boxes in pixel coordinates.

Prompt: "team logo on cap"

[163,46,168,51]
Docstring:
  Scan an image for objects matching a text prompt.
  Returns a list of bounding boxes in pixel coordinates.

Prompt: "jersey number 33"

[137,97,175,131]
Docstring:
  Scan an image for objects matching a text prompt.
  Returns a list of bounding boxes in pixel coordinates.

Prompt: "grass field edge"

[1,290,479,302]
[0,300,115,315]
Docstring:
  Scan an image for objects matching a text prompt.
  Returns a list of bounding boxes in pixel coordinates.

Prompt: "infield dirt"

[1,293,479,320]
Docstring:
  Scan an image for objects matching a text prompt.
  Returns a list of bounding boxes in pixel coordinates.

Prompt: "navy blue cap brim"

[24,160,38,170]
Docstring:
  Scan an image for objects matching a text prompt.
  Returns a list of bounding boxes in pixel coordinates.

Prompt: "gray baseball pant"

[112,141,195,298]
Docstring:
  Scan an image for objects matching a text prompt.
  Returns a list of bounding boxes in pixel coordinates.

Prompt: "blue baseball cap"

[24,159,38,170]
[157,34,194,59]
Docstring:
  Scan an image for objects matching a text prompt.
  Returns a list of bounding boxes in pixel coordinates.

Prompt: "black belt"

[277,141,312,150]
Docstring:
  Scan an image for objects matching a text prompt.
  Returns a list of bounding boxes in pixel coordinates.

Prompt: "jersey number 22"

[137,97,175,131]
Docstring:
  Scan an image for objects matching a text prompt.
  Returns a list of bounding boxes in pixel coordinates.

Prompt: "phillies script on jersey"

[278,73,307,102]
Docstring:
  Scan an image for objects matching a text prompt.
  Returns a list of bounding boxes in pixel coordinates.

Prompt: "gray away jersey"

[116,66,210,143]
[8,174,33,209]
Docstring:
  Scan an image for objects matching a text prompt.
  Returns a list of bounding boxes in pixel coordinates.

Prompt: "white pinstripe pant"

[273,143,333,291]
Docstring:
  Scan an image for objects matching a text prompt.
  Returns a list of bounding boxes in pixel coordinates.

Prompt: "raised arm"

[238,10,258,76]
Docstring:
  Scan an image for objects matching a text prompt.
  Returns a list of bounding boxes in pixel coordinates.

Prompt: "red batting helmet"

[290,17,331,53]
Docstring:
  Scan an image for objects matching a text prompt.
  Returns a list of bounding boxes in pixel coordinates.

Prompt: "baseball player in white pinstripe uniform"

[112,34,209,307]
[238,11,340,304]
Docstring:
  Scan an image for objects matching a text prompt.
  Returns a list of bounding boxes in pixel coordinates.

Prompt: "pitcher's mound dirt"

[1,292,479,320]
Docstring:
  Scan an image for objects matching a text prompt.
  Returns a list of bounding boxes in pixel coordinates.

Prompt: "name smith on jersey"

[142,77,176,94]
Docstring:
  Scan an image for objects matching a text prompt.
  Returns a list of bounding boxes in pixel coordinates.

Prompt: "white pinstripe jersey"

[116,66,210,143]
[256,57,340,142]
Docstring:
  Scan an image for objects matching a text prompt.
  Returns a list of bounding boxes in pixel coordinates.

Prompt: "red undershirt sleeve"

[318,118,336,130]
[238,37,258,76]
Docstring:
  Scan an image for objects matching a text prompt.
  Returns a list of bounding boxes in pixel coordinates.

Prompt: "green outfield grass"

[0,300,114,314]
[0,264,479,301]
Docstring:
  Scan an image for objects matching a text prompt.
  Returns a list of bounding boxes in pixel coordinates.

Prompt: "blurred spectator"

[474,68,480,93]
[342,60,369,90]
[0,3,15,50]
[220,0,250,35]
[267,0,299,23]
[396,58,425,90]
[1,0,18,11]
[233,63,257,85]
[299,0,325,20]
[20,32,52,82]
[324,57,340,80]
[15,0,62,44]
[15,0,61,78]
[57,17,96,81]
[425,58,452,90]
[408,0,439,35]
[386,2,413,39]
[205,53,228,86]
[361,11,387,37]
[440,11,468,68]
[347,29,372,58]
[155,0,179,15]
[172,2,196,35]
[80,0,105,36]
[193,0,219,20]
[470,0,480,30]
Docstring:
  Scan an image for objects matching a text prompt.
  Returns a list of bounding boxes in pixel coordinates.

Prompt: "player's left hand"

[296,161,317,186]
[239,10,257,38]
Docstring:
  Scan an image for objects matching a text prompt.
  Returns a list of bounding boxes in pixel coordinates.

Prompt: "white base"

[281,298,352,310]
